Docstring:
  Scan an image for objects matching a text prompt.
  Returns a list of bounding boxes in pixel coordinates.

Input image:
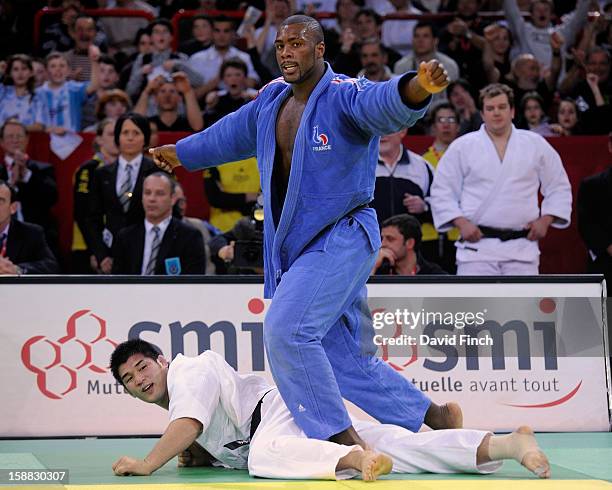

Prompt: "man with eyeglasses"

[421,102,461,273]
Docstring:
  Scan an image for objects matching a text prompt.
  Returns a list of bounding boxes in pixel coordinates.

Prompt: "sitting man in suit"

[112,172,206,275]
[0,119,59,250]
[0,179,59,275]
[85,112,160,274]
[371,214,447,276]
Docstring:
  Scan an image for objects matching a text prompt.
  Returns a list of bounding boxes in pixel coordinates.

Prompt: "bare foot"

[514,426,551,479]
[361,451,393,482]
[424,401,463,429]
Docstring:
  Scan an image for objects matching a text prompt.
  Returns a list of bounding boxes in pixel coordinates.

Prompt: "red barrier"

[5,133,610,273]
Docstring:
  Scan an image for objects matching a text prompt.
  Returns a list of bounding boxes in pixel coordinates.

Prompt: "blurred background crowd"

[0,0,609,285]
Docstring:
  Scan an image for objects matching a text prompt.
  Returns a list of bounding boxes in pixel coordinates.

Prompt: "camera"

[232,195,264,270]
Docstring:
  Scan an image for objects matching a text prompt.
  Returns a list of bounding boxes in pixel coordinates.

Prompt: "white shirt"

[188,46,260,85]
[115,154,143,197]
[141,216,171,275]
[167,352,271,469]
[380,4,423,56]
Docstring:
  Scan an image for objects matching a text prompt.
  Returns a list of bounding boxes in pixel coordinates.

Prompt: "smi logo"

[312,125,331,152]
[21,310,118,399]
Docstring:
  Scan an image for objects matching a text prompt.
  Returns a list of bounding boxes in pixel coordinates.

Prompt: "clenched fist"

[149,145,182,173]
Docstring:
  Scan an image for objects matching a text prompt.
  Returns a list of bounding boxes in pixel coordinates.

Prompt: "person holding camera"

[210,206,264,275]
[134,72,204,132]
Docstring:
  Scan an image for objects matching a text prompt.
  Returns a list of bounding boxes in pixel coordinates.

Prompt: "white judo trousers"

[249,390,503,480]
[430,124,572,274]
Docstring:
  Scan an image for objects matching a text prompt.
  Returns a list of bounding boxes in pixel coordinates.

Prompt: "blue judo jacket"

[177,65,430,298]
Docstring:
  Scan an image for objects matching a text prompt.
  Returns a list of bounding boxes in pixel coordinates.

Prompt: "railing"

[33,7,156,52]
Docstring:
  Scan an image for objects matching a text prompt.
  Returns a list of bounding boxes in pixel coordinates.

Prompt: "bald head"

[279,15,324,44]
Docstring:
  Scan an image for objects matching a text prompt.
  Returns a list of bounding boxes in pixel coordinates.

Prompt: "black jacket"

[112,217,206,275]
[84,157,159,261]
[4,218,59,274]
[0,159,58,245]
[577,166,612,264]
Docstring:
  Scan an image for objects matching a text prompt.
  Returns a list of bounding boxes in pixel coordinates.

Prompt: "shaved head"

[279,15,324,44]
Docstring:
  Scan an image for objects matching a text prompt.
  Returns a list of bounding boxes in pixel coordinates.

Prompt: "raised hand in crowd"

[89,44,101,63]
[446,18,469,38]
[242,24,257,51]
[172,71,192,95]
[586,72,605,106]
[144,74,167,96]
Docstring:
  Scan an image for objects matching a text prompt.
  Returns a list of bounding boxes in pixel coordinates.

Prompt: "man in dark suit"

[0,120,58,250]
[0,180,59,275]
[84,113,159,274]
[577,133,612,296]
[112,172,206,275]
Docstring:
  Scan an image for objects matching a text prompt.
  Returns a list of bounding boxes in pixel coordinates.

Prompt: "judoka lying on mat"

[109,339,551,481]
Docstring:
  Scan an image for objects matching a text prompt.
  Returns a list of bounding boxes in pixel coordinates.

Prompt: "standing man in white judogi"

[430,83,572,275]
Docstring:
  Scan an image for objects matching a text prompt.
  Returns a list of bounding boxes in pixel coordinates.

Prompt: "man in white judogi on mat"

[109,339,551,480]
[430,83,572,275]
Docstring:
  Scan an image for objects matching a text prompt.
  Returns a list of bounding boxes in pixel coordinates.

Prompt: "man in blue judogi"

[150,15,462,448]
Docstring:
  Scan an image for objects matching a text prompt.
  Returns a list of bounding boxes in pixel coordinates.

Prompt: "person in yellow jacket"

[421,102,460,273]
[203,158,260,232]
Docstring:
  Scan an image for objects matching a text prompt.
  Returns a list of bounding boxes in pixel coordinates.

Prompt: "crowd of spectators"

[0,0,610,281]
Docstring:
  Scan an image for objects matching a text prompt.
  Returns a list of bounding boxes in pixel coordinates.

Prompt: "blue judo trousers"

[177,64,432,440]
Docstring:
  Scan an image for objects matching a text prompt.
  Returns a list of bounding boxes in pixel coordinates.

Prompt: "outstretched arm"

[149,95,260,173]
[112,417,203,476]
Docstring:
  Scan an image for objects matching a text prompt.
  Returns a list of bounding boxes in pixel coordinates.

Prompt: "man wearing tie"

[112,172,206,275]
[0,120,58,251]
[84,113,159,274]
[0,180,59,275]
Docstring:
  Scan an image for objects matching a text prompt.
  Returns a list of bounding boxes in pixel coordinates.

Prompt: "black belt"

[347,202,370,216]
[223,390,272,451]
[479,225,529,241]
[249,389,272,440]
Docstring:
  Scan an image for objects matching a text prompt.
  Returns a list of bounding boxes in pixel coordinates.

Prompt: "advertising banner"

[0,279,609,437]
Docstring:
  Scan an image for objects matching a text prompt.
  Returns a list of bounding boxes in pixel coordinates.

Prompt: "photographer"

[134,72,204,132]
[209,204,263,275]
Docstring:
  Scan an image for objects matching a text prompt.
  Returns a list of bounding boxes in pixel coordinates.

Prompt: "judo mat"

[0,432,611,489]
